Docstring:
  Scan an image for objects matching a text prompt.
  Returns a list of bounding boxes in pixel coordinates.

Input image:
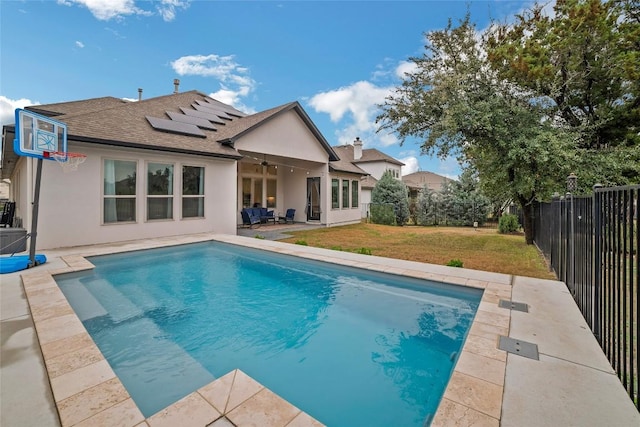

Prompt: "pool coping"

[13,234,637,427]
[14,233,513,427]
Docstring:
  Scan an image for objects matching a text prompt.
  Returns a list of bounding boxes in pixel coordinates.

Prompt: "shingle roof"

[332,144,405,166]
[360,175,378,189]
[26,97,130,117]
[330,145,369,175]
[402,171,454,190]
[17,91,240,159]
[1,91,343,179]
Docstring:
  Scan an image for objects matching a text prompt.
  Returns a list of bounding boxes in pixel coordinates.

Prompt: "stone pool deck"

[1,233,638,426]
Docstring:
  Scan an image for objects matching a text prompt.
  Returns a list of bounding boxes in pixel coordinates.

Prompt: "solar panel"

[193,101,233,120]
[203,97,247,117]
[180,107,226,124]
[146,116,206,137]
[166,111,218,130]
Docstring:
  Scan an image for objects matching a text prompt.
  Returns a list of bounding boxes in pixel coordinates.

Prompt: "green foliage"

[498,214,521,234]
[486,0,640,155]
[370,203,396,225]
[416,186,441,225]
[295,240,308,246]
[371,170,410,225]
[376,14,577,243]
[254,234,265,240]
[330,245,343,251]
[355,247,372,255]
[446,259,464,268]
[433,169,492,226]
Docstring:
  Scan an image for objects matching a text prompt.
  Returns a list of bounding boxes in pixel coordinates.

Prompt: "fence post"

[593,184,602,341]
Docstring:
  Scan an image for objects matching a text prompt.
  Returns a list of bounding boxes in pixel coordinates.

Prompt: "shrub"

[295,240,308,246]
[356,247,372,255]
[371,170,410,225]
[254,234,265,239]
[330,245,343,251]
[370,203,396,225]
[446,259,464,268]
[498,214,521,233]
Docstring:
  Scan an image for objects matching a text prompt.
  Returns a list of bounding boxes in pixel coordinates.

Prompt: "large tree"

[376,15,573,243]
[486,0,640,187]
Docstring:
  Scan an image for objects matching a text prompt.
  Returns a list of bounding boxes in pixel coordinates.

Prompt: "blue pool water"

[56,242,482,426]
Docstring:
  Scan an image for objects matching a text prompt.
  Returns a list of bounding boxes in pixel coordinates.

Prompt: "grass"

[280,223,556,280]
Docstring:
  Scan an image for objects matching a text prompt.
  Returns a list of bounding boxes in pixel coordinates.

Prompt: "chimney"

[173,79,180,94]
[353,137,363,160]
[138,88,143,101]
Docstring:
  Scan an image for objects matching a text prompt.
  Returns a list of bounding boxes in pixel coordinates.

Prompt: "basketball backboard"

[14,108,67,159]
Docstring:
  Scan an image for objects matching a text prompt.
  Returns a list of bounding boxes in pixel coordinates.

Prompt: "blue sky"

[0,0,535,178]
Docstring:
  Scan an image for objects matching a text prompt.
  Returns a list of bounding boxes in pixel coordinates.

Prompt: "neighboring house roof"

[402,171,454,191]
[360,175,378,190]
[346,145,405,166]
[330,145,369,175]
[1,90,339,179]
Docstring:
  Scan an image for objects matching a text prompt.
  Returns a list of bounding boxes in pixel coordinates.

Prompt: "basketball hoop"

[47,151,87,173]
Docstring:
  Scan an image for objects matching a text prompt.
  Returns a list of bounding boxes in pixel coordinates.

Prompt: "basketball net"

[48,151,87,173]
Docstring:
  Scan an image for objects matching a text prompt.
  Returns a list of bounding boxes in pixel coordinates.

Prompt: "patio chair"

[241,208,261,228]
[284,208,295,224]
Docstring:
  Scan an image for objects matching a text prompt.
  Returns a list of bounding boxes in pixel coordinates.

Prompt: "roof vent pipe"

[173,79,180,94]
[138,88,143,101]
[353,136,363,160]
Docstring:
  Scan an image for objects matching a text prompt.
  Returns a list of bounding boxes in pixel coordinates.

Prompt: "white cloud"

[395,60,417,78]
[172,54,247,80]
[58,0,143,21]
[308,80,393,146]
[172,54,257,111]
[0,96,38,128]
[208,88,256,114]
[75,41,85,48]
[58,0,187,21]
[157,0,190,22]
[400,156,419,176]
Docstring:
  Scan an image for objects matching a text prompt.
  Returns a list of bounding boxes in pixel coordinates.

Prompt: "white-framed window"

[182,165,204,218]
[147,162,174,220]
[351,180,359,208]
[331,179,339,209]
[103,159,137,223]
[342,179,349,208]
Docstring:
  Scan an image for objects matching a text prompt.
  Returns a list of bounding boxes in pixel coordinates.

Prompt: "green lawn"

[280,223,556,280]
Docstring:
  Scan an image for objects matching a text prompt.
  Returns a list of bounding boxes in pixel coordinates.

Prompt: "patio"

[1,233,638,426]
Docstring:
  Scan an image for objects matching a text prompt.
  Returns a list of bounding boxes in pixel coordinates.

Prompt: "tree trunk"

[517,196,535,245]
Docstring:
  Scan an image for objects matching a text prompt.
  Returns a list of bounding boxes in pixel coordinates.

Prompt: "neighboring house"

[0,89,365,249]
[332,137,404,218]
[402,171,454,202]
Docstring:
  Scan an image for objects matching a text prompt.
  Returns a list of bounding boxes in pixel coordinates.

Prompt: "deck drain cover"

[498,336,539,360]
[498,299,529,312]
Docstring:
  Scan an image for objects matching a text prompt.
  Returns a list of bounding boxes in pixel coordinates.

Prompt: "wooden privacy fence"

[533,184,639,411]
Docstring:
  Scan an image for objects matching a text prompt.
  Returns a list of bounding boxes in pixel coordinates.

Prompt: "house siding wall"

[357,162,401,181]
[18,143,237,250]
[360,188,372,219]
[235,111,329,163]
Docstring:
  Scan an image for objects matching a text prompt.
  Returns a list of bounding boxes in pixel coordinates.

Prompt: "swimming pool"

[56,241,482,426]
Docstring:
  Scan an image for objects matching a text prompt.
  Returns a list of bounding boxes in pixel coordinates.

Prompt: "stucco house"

[0,89,365,250]
[332,137,404,218]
